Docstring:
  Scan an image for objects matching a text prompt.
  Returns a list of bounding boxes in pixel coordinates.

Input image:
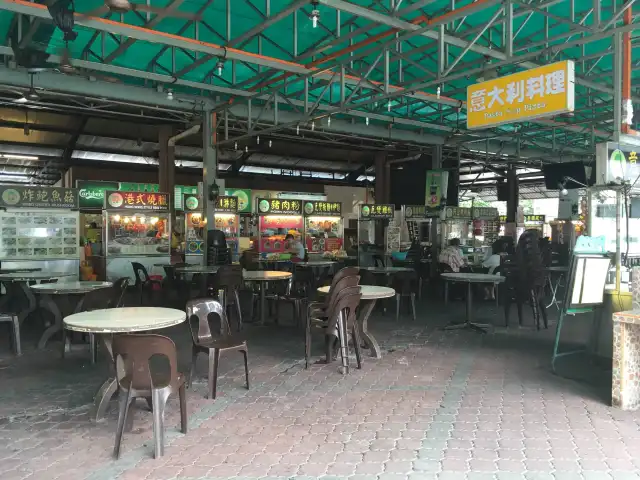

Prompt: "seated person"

[438,238,468,272]
[285,233,305,262]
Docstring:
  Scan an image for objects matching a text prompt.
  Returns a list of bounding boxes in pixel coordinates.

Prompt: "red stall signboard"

[104,191,170,211]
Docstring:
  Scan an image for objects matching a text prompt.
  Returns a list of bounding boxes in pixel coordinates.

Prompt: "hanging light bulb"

[268,140,272,147]
[216,59,224,76]
[387,100,391,112]
[311,121,315,131]
[234,141,238,150]
[365,117,369,126]
[436,85,441,99]
[257,136,260,145]
[310,1,320,28]
[296,124,300,135]
[327,116,331,127]
[245,146,249,153]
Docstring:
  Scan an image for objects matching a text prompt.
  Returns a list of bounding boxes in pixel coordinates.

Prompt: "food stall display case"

[256,197,303,256]
[403,205,441,246]
[0,185,80,277]
[441,206,472,248]
[472,207,500,245]
[214,195,240,261]
[358,204,395,265]
[524,214,546,234]
[303,200,343,255]
[184,193,205,262]
[588,186,640,257]
[103,190,171,281]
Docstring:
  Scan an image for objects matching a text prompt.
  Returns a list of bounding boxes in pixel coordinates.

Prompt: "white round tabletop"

[30,281,113,294]
[0,272,75,282]
[317,284,395,300]
[362,267,414,273]
[175,265,220,274]
[64,307,186,334]
[243,271,292,281]
[441,272,505,283]
[258,259,292,263]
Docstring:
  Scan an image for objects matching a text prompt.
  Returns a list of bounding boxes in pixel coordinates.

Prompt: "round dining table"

[0,272,76,326]
[243,270,293,325]
[30,281,113,351]
[317,285,395,359]
[64,306,187,422]
[441,272,505,334]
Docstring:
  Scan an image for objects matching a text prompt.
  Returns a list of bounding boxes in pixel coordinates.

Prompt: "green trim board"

[0,185,78,209]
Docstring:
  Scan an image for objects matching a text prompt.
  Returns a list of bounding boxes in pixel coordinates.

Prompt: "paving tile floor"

[0,295,638,480]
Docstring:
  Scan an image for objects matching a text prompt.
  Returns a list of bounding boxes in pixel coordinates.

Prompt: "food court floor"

[0,294,637,480]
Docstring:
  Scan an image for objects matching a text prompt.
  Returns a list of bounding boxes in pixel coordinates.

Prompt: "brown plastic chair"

[209,265,244,331]
[186,298,249,399]
[307,274,360,324]
[112,334,187,459]
[0,313,20,356]
[325,289,363,373]
[305,280,360,369]
[308,267,359,313]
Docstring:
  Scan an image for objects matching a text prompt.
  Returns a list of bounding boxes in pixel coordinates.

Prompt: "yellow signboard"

[466,60,575,129]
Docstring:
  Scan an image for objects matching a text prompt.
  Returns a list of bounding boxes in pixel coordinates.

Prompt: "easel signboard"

[552,236,610,372]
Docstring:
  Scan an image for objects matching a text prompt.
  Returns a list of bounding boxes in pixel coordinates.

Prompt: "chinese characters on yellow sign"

[360,204,395,220]
[467,60,575,129]
[257,198,303,215]
[215,196,239,213]
[104,191,169,211]
[445,207,472,219]
[0,186,78,209]
[303,201,342,217]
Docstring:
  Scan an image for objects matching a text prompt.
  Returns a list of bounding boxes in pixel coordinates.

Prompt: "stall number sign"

[467,60,575,129]
[0,186,78,209]
[215,196,239,213]
[304,201,342,216]
[105,191,169,211]
[184,194,200,212]
[473,207,499,219]
[405,205,427,219]
[360,204,394,219]
[257,198,302,215]
[525,214,545,223]
[445,207,472,219]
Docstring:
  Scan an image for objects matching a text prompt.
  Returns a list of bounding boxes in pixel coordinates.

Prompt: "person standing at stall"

[285,233,305,262]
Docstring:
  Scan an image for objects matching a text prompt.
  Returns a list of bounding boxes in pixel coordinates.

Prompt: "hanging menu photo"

[0,211,79,260]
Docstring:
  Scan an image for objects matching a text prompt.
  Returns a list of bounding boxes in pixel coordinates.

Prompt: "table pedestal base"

[359,299,382,358]
[90,334,117,422]
[442,282,489,335]
[443,322,489,334]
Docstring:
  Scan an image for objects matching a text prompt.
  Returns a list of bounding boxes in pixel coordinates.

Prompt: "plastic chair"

[0,313,20,356]
[186,298,249,399]
[392,270,418,321]
[306,267,359,319]
[209,265,244,331]
[131,262,162,305]
[305,276,360,368]
[325,288,363,373]
[108,277,130,308]
[112,334,187,459]
[270,266,315,327]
